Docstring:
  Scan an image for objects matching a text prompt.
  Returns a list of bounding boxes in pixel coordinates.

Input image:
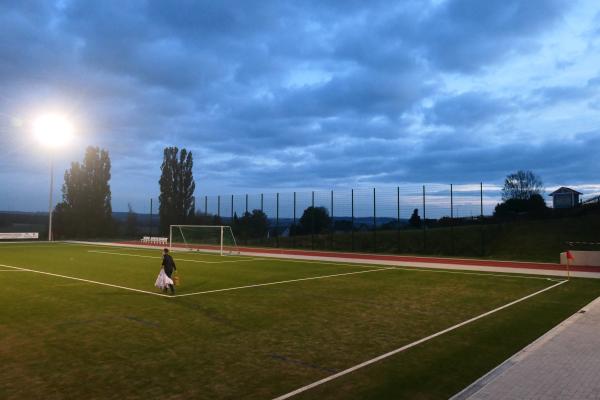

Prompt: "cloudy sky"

[1,0,600,212]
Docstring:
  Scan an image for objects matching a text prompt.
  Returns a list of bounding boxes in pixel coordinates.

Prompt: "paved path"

[453,295,600,400]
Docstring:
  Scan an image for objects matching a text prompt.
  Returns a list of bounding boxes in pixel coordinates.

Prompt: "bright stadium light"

[33,113,74,148]
[33,112,75,241]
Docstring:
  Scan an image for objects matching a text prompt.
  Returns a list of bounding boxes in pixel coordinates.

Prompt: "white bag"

[154,269,174,290]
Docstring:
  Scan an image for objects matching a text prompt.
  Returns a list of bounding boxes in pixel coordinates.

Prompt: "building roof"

[549,187,583,196]
[583,195,600,204]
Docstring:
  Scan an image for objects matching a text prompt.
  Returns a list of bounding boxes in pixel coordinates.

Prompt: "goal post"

[169,225,241,256]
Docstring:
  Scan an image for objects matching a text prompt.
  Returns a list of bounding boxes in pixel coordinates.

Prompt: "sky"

[1,0,600,213]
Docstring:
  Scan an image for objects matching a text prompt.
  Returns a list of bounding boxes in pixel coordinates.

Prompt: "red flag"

[566,251,575,260]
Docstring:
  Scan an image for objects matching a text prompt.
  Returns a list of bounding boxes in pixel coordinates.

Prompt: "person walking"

[161,248,177,294]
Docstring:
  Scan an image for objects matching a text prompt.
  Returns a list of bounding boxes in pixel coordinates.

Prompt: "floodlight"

[33,113,74,148]
[32,112,75,241]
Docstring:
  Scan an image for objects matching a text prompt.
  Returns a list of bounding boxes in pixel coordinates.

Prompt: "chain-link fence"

[3,183,599,259]
[185,183,501,256]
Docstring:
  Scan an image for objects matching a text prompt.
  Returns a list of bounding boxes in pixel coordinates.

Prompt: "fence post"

[480,182,484,256]
[422,185,426,253]
[149,198,153,236]
[450,184,454,255]
[351,189,355,251]
[311,191,315,250]
[373,187,377,252]
[276,192,279,248]
[397,186,400,253]
[293,192,296,248]
[330,190,334,250]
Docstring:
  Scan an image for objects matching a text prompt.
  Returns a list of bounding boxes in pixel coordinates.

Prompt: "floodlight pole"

[48,158,54,241]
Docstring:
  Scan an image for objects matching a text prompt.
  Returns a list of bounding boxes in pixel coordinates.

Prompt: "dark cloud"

[417,0,571,72]
[0,0,598,212]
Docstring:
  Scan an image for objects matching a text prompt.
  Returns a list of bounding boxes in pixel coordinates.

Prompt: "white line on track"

[172,267,395,297]
[272,279,569,400]
[0,269,29,272]
[87,250,262,264]
[0,263,171,298]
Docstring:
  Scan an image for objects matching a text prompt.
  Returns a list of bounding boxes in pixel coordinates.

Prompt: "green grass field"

[1,242,600,399]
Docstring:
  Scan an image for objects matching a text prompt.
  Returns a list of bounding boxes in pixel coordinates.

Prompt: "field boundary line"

[65,241,579,279]
[272,279,568,400]
[87,250,262,264]
[390,266,564,282]
[172,267,395,298]
[245,256,562,282]
[0,263,171,298]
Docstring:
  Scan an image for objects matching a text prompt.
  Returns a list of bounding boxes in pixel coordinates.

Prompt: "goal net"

[169,225,240,255]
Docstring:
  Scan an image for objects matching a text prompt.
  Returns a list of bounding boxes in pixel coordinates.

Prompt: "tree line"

[51,143,556,240]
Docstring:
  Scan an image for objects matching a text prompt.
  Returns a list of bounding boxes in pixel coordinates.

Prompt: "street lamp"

[33,113,74,241]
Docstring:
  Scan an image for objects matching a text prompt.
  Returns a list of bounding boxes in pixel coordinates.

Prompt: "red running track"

[117,241,600,274]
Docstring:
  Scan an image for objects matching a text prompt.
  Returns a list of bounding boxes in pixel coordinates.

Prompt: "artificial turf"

[1,242,599,399]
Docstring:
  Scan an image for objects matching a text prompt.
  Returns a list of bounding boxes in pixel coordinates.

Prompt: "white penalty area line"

[171,267,395,298]
[87,250,263,264]
[0,263,171,298]
[0,262,393,299]
[272,279,569,400]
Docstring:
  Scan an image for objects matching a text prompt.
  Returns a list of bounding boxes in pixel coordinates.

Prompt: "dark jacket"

[162,254,176,276]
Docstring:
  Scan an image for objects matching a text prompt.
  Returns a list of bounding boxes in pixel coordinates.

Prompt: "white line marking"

[272,279,569,400]
[0,262,391,299]
[0,269,29,272]
[391,266,565,282]
[88,248,561,282]
[67,242,566,281]
[172,267,395,297]
[0,263,170,298]
[255,257,561,281]
[87,250,261,264]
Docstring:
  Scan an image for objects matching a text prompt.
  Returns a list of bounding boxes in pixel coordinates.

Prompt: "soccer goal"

[169,225,241,255]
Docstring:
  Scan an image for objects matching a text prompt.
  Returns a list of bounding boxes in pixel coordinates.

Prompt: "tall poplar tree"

[159,147,195,233]
[53,146,113,238]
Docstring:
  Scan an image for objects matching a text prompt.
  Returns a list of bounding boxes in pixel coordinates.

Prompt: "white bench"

[140,236,168,245]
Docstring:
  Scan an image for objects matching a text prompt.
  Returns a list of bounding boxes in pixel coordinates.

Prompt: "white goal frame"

[169,225,240,256]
